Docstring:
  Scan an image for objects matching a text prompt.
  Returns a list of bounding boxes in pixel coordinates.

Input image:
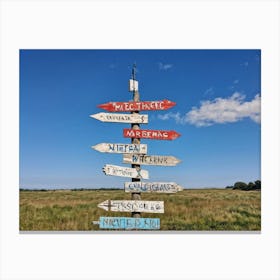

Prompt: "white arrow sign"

[98,200,164,213]
[123,154,181,166]
[124,181,184,193]
[92,143,147,154]
[102,164,149,179]
[90,112,148,124]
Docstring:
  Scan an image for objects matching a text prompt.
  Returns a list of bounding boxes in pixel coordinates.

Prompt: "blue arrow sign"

[98,217,160,230]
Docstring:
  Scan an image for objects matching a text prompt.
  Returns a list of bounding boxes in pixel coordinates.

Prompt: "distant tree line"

[20,188,122,192]
[225,180,261,191]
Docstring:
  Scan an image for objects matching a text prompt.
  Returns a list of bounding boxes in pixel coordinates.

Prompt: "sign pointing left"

[102,164,149,179]
[92,143,147,154]
[98,200,164,213]
[90,112,148,124]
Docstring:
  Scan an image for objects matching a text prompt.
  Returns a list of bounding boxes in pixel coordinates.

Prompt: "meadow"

[19,189,261,231]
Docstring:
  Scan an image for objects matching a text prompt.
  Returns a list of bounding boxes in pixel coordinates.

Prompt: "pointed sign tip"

[175,185,184,191]
[98,200,109,211]
[90,114,96,119]
[164,99,176,108]
[170,131,181,140]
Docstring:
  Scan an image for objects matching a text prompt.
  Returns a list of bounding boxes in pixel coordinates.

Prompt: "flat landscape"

[19,189,261,231]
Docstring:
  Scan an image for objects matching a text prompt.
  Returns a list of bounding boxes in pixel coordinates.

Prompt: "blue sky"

[20,50,261,189]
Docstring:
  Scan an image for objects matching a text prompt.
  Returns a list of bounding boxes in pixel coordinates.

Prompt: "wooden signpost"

[91,64,183,230]
[98,99,176,112]
[102,164,149,179]
[123,128,181,140]
[98,200,164,213]
[124,181,183,193]
[123,154,181,166]
[90,112,148,124]
[92,143,147,154]
[96,217,160,230]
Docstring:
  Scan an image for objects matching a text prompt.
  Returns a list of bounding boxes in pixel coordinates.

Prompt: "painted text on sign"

[123,154,181,166]
[98,99,176,112]
[123,129,181,140]
[124,182,184,193]
[98,217,160,230]
[98,200,164,213]
[92,143,147,154]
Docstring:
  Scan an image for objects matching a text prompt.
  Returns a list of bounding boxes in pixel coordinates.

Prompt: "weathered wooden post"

[130,64,141,218]
[91,64,182,230]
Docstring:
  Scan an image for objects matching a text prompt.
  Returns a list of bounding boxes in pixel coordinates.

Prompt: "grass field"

[19,189,261,231]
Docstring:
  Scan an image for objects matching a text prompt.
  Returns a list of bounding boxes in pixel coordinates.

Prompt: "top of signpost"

[129,64,139,93]
[132,63,136,81]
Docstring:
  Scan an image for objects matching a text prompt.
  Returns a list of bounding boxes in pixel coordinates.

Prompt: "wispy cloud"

[240,61,249,67]
[228,79,240,91]
[158,93,261,127]
[158,112,182,123]
[158,62,173,71]
[203,87,214,96]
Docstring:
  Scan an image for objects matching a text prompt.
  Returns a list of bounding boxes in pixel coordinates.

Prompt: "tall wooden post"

[131,64,141,218]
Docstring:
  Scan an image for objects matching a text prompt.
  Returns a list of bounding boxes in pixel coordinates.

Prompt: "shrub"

[233,182,248,190]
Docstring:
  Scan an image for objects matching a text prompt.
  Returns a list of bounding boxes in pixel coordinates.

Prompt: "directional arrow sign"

[102,164,149,179]
[123,129,181,140]
[90,113,148,124]
[98,200,164,213]
[124,182,184,193]
[123,154,181,166]
[97,217,160,230]
[92,143,147,154]
[98,99,176,112]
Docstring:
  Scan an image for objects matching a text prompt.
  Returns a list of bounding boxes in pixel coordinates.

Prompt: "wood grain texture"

[97,99,176,112]
[124,182,184,193]
[98,200,164,213]
[92,143,147,154]
[123,154,181,166]
[102,164,149,179]
[90,112,148,124]
[98,217,160,230]
[123,129,181,140]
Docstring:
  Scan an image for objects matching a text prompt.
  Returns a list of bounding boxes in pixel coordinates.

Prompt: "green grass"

[19,189,261,231]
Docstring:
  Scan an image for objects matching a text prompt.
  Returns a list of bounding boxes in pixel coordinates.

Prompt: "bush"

[255,180,261,190]
[233,182,248,190]
[228,180,261,191]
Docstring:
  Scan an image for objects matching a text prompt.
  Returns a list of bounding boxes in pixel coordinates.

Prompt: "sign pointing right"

[123,128,181,140]
[98,99,176,112]
[124,182,184,193]
[123,154,181,166]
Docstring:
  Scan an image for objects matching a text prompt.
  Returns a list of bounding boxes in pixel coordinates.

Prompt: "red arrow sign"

[98,99,176,112]
[123,129,181,140]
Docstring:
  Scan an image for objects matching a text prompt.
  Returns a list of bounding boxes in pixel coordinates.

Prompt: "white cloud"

[158,93,261,127]
[158,62,173,71]
[158,112,182,123]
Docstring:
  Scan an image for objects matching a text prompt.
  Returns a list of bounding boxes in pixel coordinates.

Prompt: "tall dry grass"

[20,189,261,231]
